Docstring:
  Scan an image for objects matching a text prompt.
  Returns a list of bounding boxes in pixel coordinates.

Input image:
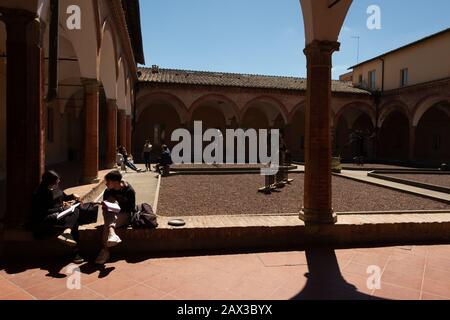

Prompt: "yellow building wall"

[352,32,450,91]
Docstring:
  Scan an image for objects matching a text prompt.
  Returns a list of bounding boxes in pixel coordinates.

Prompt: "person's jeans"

[34,209,80,244]
[102,210,131,246]
[143,152,151,169]
[125,159,139,172]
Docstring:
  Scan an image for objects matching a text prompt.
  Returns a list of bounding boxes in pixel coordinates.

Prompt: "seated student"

[32,170,84,264]
[118,146,143,173]
[154,145,173,174]
[95,170,136,265]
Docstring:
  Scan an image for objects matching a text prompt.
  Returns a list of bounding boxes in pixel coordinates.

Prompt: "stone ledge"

[2,212,450,257]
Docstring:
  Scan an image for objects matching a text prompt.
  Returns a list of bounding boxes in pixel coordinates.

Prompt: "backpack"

[130,203,158,229]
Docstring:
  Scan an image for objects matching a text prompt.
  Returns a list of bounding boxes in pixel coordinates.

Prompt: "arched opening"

[334,107,375,162]
[378,110,410,163]
[415,101,450,165]
[287,107,306,161]
[135,102,182,159]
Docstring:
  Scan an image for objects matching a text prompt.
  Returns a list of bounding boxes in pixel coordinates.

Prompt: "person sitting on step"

[118,146,143,173]
[32,170,84,264]
[95,170,136,265]
[154,144,173,175]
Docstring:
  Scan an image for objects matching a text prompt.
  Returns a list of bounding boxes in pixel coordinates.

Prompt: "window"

[368,70,376,90]
[400,68,408,87]
[358,75,363,86]
[47,108,54,143]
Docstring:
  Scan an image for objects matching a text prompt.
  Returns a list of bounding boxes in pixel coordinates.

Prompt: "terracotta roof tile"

[138,67,370,94]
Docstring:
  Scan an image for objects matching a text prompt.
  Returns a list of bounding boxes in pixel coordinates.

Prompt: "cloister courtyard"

[1,0,450,303]
[1,163,449,300]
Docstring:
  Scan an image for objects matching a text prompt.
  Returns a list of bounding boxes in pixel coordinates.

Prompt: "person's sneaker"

[95,249,110,265]
[106,233,122,248]
[73,253,85,265]
[57,233,77,248]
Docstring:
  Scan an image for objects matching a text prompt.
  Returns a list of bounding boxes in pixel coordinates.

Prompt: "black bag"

[131,203,158,229]
[78,203,99,225]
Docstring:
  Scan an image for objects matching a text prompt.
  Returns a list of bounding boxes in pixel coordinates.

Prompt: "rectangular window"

[368,70,376,90]
[400,68,408,87]
[47,108,54,143]
[358,75,363,86]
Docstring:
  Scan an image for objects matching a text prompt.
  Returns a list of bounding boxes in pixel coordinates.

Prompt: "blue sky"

[139,0,450,79]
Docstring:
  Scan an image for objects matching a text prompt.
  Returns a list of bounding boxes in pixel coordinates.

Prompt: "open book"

[102,201,121,213]
[57,203,81,220]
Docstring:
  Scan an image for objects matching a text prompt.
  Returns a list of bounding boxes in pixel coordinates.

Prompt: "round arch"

[378,100,411,128]
[189,94,240,125]
[334,102,376,129]
[413,95,450,127]
[241,95,289,126]
[136,92,189,124]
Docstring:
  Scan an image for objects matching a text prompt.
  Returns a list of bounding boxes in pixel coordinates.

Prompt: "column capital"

[304,40,340,66]
[81,78,100,94]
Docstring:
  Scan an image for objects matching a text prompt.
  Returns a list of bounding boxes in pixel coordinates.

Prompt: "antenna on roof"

[351,36,360,64]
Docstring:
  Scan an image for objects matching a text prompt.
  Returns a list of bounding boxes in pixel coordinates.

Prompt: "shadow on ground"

[291,248,382,300]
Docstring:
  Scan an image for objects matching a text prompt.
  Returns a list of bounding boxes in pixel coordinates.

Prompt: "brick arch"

[288,101,306,124]
[136,91,189,124]
[189,94,240,125]
[414,101,450,164]
[378,100,411,128]
[241,95,289,126]
[334,102,376,129]
[412,95,450,127]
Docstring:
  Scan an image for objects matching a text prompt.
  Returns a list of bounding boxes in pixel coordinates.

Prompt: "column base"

[299,208,337,225]
[80,176,100,185]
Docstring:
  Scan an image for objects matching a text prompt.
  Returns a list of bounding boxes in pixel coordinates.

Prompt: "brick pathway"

[1,244,449,300]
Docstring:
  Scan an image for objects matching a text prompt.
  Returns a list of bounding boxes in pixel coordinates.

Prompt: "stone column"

[409,125,416,163]
[105,99,118,168]
[3,11,45,227]
[300,40,340,225]
[81,79,100,184]
[117,109,127,148]
[126,115,132,154]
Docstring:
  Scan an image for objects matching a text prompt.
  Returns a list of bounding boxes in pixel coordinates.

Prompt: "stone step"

[3,212,450,258]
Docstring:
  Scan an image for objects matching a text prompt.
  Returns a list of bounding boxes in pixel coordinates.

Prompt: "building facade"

[135,29,450,167]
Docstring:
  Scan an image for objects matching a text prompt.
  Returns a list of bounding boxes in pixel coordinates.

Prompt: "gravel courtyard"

[383,174,450,188]
[157,173,450,216]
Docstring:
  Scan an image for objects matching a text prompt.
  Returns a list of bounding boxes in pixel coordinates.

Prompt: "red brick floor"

[1,244,450,300]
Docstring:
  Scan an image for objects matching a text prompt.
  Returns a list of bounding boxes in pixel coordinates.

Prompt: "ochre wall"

[353,32,450,91]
